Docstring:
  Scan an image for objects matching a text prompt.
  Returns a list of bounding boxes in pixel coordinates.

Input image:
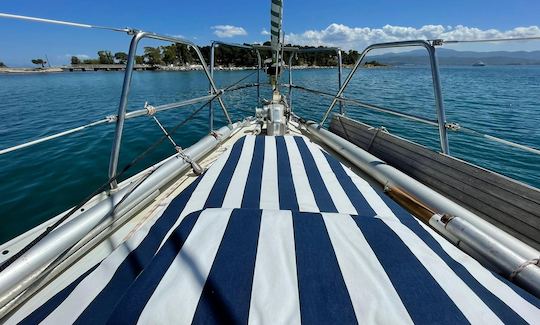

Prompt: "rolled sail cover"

[270,0,283,51]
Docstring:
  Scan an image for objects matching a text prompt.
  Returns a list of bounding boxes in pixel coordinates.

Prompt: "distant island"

[1,43,539,73]
[363,60,388,68]
[63,42,361,68]
[369,48,540,66]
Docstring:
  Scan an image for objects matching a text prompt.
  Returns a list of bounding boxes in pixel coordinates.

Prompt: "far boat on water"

[473,60,486,66]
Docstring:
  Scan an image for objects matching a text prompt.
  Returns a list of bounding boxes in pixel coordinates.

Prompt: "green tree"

[135,55,144,64]
[83,59,99,64]
[0,62,6,67]
[114,52,128,64]
[143,47,163,65]
[161,45,177,65]
[31,59,46,67]
[97,51,114,64]
[71,56,81,65]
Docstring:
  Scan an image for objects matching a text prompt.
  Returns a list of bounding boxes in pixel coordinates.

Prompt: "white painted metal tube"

[435,214,540,296]
[303,121,540,294]
[0,123,240,309]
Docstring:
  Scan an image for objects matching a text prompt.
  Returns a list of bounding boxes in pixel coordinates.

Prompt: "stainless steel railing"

[106,31,235,188]
[318,40,450,154]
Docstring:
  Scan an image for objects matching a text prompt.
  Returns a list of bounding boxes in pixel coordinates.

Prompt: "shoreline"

[0,65,349,74]
[0,67,64,74]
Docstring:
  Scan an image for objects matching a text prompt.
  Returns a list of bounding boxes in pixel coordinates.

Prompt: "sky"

[1,0,540,66]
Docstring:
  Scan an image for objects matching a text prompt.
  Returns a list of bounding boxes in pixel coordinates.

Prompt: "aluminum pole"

[108,32,143,189]
[426,44,450,154]
[320,40,451,155]
[337,49,344,115]
[209,43,216,131]
[288,53,294,112]
[256,50,262,106]
[0,124,241,312]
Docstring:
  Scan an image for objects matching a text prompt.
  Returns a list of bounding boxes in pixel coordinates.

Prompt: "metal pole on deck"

[209,43,216,131]
[337,49,344,115]
[256,50,262,106]
[426,44,450,155]
[108,32,143,189]
[288,53,294,112]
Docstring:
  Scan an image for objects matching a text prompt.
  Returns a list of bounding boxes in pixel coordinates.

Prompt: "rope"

[0,94,218,273]
[509,258,540,281]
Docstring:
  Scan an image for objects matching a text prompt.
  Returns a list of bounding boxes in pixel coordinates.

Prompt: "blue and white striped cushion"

[12,135,540,324]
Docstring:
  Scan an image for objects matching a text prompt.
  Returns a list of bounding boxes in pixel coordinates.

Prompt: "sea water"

[0,66,539,243]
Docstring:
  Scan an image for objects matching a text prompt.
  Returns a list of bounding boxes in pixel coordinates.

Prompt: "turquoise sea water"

[1,66,539,244]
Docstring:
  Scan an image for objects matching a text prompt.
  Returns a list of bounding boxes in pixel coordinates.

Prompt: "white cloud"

[168,34,185,39]
[211,25,247,38]
[285,23,540,50]
[64,54,90,59]
[261,28,270,36]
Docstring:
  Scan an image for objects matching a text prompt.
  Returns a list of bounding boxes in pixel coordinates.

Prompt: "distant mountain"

[370,48,540,66]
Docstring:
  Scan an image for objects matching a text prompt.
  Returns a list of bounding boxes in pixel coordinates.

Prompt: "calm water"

[1,66,539,244]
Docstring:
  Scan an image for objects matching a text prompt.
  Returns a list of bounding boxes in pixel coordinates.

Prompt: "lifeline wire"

[0,94,218,273]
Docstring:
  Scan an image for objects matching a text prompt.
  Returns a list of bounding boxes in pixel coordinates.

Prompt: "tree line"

[70,42,361,67]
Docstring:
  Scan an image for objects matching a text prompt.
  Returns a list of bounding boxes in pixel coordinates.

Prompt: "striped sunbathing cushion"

[11,136,540,324]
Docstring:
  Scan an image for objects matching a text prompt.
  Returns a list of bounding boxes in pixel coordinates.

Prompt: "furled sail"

[270,0,283,51]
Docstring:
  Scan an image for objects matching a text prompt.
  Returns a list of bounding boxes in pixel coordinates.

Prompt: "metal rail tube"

[287,85,439,126]
[133,33,232,126]
[256,50,262,105]
[209,43,216,131]
[426,45,450,154]
[0,123,241,309]
[440,215,540,296]
[189,44,231,126]
[337,49,344,115]
[125,93,221,119]
[0,12,129,32]
[320,40,450,154]
[251,44,299,52]
[107,32,143,189]
[0,94,223,156]
[0,119,109,155]
[108,31,232,188]
[288,53,294,111]
[302,120,540,261]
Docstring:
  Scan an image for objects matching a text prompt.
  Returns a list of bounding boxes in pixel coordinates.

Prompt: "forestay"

[7,136,540,324]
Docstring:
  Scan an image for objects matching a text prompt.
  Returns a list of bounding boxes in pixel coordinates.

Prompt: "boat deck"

[6,128,539,324]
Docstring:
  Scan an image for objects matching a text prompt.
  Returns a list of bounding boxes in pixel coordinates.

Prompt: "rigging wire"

[0,94,218,273]
[0,71,259,156]
[289,84,540,156]
[0,12,130,33]
[0,69,260,272]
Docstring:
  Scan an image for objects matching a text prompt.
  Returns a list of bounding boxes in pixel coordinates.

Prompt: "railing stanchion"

[337,49,344,115]
[256,50,262,106]
[209,42,216,132]
[427,44,450,155]
[288,52,294,113]
[108,32,143,189]
[321,40,450,152]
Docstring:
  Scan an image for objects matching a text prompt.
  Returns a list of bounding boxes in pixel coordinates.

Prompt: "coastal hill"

[2,45,539,72]
[370,48,540,66]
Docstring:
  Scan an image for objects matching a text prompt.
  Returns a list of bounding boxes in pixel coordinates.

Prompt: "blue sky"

[1,0,540,66]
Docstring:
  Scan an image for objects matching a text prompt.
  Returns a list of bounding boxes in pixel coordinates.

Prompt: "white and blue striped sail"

[270,0,283,52]
[7,135,539,324]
